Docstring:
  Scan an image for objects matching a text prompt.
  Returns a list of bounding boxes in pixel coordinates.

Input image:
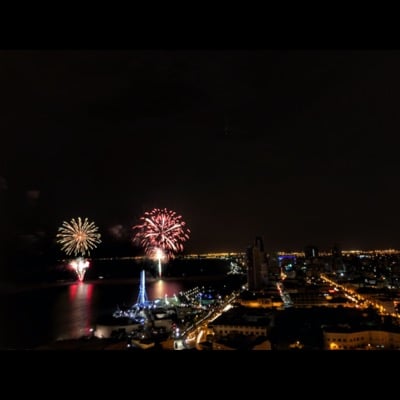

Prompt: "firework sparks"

[133,208,190,262]
[70,257,90,282]
[152,247,165,277]
[56,217,101,257]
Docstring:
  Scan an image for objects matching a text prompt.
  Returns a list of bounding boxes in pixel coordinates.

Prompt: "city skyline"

[2,50,400,254]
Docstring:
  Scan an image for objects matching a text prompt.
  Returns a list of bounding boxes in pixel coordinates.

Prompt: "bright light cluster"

[132,208,190,260]
[56,217,101,257]
[70,257,90,281]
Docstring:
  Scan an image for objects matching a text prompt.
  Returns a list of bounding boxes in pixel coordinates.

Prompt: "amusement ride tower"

[136,269,149,306]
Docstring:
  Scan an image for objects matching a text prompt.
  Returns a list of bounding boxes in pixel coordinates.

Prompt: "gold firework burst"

[56,217,101,257]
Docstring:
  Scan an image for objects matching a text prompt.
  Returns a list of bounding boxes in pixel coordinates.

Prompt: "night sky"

[2,50,400,254]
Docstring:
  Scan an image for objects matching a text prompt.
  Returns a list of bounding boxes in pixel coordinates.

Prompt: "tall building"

[331,243,346,274]
[304,245,319,260]
[246,236,268,291]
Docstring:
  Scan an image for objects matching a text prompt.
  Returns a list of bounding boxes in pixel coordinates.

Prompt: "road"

[175,289,241,350]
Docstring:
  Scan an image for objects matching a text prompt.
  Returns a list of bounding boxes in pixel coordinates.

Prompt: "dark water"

[0,275,239,349]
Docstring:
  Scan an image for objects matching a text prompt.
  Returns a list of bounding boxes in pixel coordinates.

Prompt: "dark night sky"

[2,50,400,253]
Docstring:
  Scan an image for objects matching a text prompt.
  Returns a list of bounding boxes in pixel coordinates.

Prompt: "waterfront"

[0,272,242,350]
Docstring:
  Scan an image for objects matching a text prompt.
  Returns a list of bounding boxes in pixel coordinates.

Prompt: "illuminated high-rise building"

[304,245,319,260]
[246,236,268,291]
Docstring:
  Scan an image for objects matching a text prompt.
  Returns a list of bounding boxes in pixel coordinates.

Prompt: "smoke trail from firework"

[132,208,190,261]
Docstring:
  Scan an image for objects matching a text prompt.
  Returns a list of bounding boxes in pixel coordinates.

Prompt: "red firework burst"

[132,208,190,259]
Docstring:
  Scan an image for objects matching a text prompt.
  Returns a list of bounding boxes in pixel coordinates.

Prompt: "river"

[0,274,242,349]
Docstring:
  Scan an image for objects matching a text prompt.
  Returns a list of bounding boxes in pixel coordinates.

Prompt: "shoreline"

[0,274,238,295]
